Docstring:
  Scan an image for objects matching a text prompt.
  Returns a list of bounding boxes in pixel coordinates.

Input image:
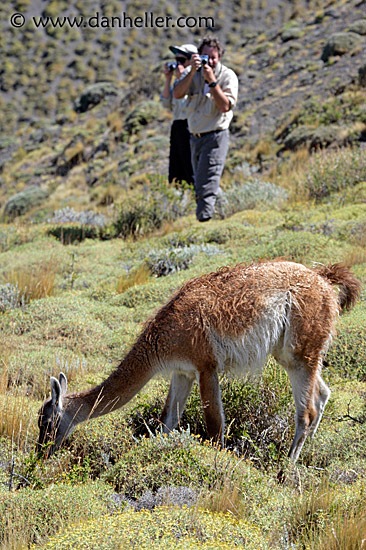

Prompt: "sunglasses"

[175,57,188,65]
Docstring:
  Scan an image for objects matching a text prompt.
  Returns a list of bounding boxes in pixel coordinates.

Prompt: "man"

[174,36,238,222]
[160,43,197,185]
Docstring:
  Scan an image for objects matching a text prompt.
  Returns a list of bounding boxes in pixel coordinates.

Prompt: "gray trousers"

[190,129,229,221]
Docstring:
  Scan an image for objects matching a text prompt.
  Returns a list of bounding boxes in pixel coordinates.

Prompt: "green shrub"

[243,230,344,265]
[223,178,288,216]
[127,361,294,467]
[3,187,49,220]
[124,100,163,135]
[115,284,171,309]
[0,283,23,313]
[182,362,293,465]
[0,481,116,548]
[113,178,194,238]
[67,411,134,477]
[47,208,112,243]
[326,308,366,381]
[303,146,366,200]
[48,224,108,244]
[43,506,268,549]
[74,82,120,113]
[102,429,237,496]
[146,244,220,277]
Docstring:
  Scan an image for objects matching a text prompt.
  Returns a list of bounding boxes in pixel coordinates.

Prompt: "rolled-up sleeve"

[220,68,238,110]
[160,90,172,110]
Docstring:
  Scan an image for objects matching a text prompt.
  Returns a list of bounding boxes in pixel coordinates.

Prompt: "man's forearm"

[162,79,172,99]
[210,85,231,113]
[173,71,194,99]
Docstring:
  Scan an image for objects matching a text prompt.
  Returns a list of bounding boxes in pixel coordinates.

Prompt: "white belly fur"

[157,293,291,379]
[209,293,290,376]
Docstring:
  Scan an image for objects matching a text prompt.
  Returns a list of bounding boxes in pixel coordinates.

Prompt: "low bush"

[48,224,104,244]
[145,244,220,277]
[48,207,106,227]
[113,179,194,239]
[67,411,134,477]
[123,100,163,135]
[0,283,23,313]
[47,207,110,243]
[303,146,366,200]
[127,360,294,467]
[326,311,366,381]
[3,187,49,220]
[43,505,268,549]
[223,178,288,217]
[242,230,344,264]
[0,481,116,548]
[102,428,239,496]
[182,361,293,465]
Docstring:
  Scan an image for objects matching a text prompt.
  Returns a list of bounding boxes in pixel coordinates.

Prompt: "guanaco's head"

[37,372,68,457]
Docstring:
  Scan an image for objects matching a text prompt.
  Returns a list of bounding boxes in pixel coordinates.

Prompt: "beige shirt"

[181,62,239,134]
[160,92,189,121]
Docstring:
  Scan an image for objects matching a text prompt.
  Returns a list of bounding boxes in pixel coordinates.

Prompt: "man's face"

[200,46,220,69]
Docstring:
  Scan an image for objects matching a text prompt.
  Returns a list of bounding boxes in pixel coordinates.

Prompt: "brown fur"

[314,263,362,311]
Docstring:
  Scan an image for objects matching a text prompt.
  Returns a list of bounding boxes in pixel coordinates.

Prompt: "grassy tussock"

[287,480,366,549]
[116,263,151,294]
[300,146,366,201]
[0,365,36,450]
[4,260,57,304]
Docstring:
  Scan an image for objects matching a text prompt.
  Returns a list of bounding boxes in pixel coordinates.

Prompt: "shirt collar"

[214,61,222,77]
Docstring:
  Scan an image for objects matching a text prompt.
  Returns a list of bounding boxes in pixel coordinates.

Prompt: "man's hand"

[202,63,215,84]
[190,54,201,73]
[163,63,174,81]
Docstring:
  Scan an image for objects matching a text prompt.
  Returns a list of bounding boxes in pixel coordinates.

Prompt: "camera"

[197,55,209,71]
[167,61,178,71]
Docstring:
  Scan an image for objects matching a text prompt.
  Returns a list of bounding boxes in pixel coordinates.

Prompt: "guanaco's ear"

[59,372,68,395]
[50,377,63,407]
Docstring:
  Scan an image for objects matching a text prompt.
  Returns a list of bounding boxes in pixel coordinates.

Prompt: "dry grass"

[287,479,366,549]
[116,263,151,294]
[0,364,36,451]
[272,146,311,202]
[199,478,243,516]
[343,246,366,267]
[313,508,366,550]
[4,260,57,304]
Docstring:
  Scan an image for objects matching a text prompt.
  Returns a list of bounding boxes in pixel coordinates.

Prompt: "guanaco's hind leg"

[199,369,225,446]
[160,371,195,432]
[285,361,330,462]
[310,374,330,438]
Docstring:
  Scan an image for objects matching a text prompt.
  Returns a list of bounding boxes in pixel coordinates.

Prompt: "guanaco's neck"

[63,346,156,425]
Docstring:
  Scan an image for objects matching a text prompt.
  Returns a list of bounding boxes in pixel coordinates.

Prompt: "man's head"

[198,36,224,69]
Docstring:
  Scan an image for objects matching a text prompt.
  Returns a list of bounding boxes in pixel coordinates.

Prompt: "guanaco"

[37,260,361,462]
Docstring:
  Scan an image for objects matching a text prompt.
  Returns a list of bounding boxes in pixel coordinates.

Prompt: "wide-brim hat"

[169,43,198,58]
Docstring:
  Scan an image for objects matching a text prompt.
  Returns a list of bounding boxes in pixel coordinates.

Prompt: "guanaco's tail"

[314,263,362,311]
